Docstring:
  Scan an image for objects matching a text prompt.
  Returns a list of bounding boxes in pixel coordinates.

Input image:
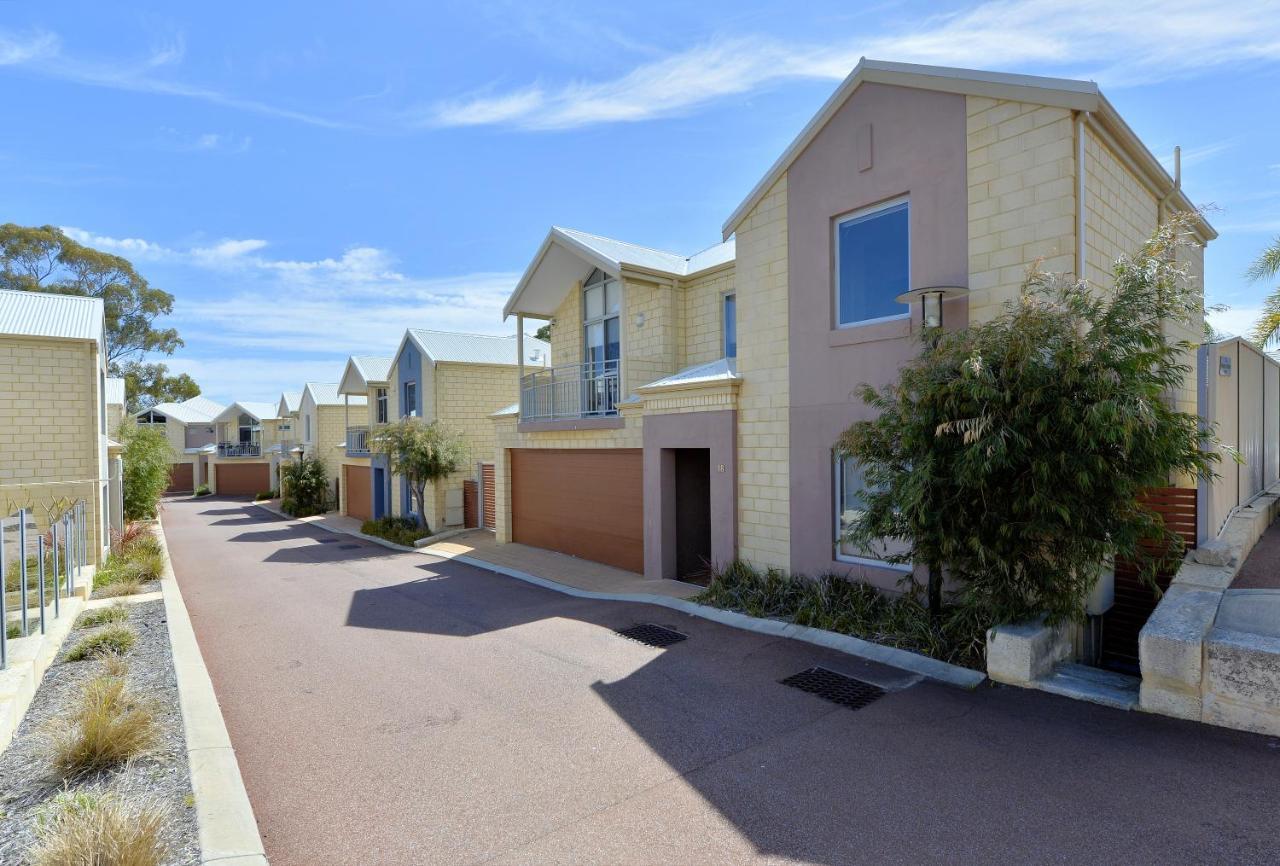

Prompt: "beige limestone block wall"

[966,97,1077,323]
[0,336,106,562]
[548,287,582,368]
[622,275,680,395]
[733,175,791,570]
[315,405,352,489]
[680,264,736,369]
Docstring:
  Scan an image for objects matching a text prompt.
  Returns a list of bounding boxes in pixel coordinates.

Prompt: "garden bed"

[0,598,198,865]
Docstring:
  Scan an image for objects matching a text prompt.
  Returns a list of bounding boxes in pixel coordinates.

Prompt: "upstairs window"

[723,293,737,358]
[582,269,620,375]
[304,414,311,442]
[835,199,910,327]
[376,388,389,424]
[403,381,417,417]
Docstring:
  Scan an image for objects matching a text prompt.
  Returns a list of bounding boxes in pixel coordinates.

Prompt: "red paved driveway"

[163,497,1280,865]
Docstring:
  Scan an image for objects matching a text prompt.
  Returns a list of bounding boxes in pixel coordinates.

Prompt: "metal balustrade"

[217,441,262,458]
[347,426,371,455]
[520,360,620,421]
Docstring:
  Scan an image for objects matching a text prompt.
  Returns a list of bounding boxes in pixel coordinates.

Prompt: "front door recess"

[674,448,712,583]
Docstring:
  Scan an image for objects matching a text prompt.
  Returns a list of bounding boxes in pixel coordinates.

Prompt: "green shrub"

[194,484,211,497]
[120,423,175,521]
[696,561,987,669]
[280,456,331,517]
[65,625,136,661]
[78,604,130,629]
[360,515,429,547]
[46,675,158,778]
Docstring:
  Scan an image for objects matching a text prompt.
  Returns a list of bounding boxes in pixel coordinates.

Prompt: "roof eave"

[503,227,621,320]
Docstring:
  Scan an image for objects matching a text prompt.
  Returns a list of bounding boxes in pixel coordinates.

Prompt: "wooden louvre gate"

[1100,486,1198,672]
[481,463,496,529]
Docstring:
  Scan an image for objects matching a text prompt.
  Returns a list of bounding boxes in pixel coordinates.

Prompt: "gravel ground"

[0,598,199,865]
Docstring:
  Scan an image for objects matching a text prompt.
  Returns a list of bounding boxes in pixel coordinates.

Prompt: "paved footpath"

[162,497,1280,866]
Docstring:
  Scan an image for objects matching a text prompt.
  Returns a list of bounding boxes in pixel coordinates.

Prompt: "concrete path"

[161,497,1280,866]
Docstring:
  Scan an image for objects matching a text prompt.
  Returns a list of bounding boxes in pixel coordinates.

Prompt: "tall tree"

[0,224,197,405]
[119,361,201,413]
[1247,237,1280,347]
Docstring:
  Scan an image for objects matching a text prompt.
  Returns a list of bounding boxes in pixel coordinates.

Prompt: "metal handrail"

[217,442,262,458]
[347,426,371,455]
[520,359,620,421]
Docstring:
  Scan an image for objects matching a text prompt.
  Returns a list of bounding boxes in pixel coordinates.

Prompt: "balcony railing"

[347,426,371,455]
[520,359,620,422]
[217,441,261,458]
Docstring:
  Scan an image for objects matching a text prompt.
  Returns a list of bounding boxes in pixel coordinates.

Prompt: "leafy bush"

[78,603,130,629]
[254,489,278,501]
[46,675,158,777]
[31,790,167,866]
[838,216,1219,627]
[361,515,429,547]
[280,456,332,517]
[119,423,175,521]
[65,625,136,661]
[193,484,211,497]
[697,561,986,668]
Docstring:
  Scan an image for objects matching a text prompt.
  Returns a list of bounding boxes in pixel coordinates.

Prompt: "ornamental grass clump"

[361,515,429,547]
[65,625,137,661]
[78,603,130,629]
[47,674,158,777]
[30,789,167,866]
[838,215,1222,629]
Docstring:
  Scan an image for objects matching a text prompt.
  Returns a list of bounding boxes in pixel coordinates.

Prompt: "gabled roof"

[278,391,302,417]
[394,328,550,369]
[0,289,104,343]
[723,58,1214,242]
[504,227,735,319]
[136,395,224,425]
[338,355,393,395]
[104,377,125,407]
[213,401,280,424]
[303,382,367,407]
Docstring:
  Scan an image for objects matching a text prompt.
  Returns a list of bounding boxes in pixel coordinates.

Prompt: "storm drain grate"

[614,623,687,648]
[780,667,886,711]
[337,543,361,550]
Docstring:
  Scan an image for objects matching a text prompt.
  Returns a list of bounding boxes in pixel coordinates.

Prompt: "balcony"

[217,441,261,458]
[347,426,371,456]
[520,360,620,422]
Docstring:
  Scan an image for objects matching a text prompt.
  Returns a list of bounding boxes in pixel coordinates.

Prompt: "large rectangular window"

[835,199,910,327]
[375,388,388,424]
[834,455,911,570]
[582,269,621,415]
[723,293,737,358]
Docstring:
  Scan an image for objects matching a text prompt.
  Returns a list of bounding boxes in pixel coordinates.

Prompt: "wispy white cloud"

[424,0,1280,130]
[157,129,254,153]
[0,27,348,129]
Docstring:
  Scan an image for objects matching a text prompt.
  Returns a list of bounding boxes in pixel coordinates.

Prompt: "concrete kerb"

[155,513,268,866]
[251,502,983,688]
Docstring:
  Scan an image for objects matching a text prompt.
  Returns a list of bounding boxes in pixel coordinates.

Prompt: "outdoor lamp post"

[895,285,968,331]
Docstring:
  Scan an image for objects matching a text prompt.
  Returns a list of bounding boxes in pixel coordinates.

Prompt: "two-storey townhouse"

[385,329,547,533]
[133,395,224,492]
[0,289,112,565]
[297,383,367,505]
[208,401,284,496]
[336,356,393,522]
[495,60,1214,596]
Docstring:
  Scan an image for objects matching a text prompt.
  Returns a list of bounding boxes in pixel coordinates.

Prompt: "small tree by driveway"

[119,423,174,520]
[370,419,466,532]
[838,216,1220,626]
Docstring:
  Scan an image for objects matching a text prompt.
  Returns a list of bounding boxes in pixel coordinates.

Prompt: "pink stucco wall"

[786,82,970,590]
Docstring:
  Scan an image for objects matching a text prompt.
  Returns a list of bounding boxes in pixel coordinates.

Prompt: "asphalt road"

[162,497,1280,866]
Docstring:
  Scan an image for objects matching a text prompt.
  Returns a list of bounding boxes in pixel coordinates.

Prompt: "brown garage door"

[344,464,372,522]
[215,462,270,497]
[167,462,194,493]
[511,449,643,573]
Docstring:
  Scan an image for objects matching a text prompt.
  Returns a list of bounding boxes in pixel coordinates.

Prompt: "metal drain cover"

[614,623,687,648]
[780,667,886,711]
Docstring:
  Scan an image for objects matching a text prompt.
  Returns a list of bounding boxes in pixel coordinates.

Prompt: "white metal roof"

[213,401,281,424]
[138,395,224,425]
[504,227,735,319]
[338,355,393,395]
[0,289,104,343]
[636,358,740,392]
[303,382,367,407]
[278,391,302,416]
[722,58,1214,241]
[104,377,126,407]
[396,329,550,368]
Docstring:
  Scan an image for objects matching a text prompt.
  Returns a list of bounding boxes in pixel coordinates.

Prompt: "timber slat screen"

[1101,486,1197,672]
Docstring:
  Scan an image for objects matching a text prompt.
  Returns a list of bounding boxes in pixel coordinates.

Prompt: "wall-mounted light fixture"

[895,285,968,330]
[634,311,646,328]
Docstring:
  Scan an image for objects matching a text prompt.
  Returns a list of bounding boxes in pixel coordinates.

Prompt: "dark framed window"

[723,293,737,358]
[835,199,910,327]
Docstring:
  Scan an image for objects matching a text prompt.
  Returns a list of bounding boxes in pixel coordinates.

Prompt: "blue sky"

[2,1,1279,405]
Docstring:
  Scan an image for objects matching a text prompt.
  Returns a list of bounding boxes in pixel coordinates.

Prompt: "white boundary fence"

[0,500,88,670]
[1198,337,1280,541]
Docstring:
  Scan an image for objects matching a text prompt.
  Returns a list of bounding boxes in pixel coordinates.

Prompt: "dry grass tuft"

[65,625,136,662]
[78,603,130,629]
[94,579,146,599]
[30,789,167,866]
[47,675,158,777]
[102,654,130,679]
